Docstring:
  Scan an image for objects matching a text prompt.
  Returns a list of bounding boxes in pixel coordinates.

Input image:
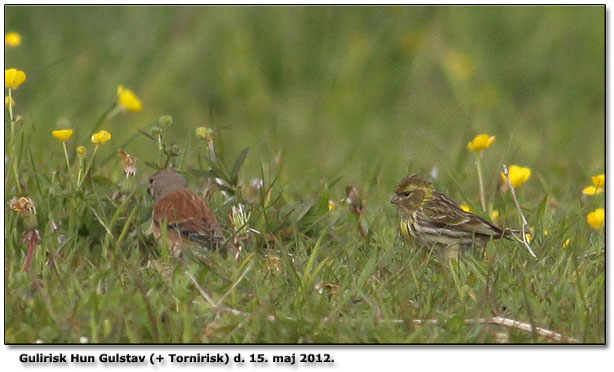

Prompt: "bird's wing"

[153,189,222,240]
[422,193,504,237]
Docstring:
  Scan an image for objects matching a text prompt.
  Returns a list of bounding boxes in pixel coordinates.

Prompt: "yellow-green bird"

[391,174,516,250]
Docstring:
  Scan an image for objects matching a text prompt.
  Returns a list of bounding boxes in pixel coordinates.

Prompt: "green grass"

[4,6,604,343]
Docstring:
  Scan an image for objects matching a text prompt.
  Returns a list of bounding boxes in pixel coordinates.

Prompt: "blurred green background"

[5,6,604,204]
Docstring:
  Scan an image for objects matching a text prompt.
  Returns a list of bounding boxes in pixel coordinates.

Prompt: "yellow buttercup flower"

[5,32,22,47]
[5,68,27,89]
[117,85,142,112]
[460,205,471,212]
[582,173,604,195]
[586,208,604,230]
[5,96,15,107]
[328,200,337,212]
[592,174,605,187]
[490,210,499,220]
[91,130,111,144]
[76,146,86,155]
[562,238,571,248]
[52,129,74,141]
[467,134,496,152]
[525,233,532,244]
[500,165,531,188]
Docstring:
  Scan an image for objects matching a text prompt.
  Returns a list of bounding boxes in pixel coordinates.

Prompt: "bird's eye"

[397,191,411,197]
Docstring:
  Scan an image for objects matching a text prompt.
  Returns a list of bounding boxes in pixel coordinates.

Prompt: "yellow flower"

[195,126,214,141]
[76,146,86,155]
[586,208,604,230]
[444,50,475,80]
[562,238,571,248]
[525,233,532,244]
[543,229,549,236]
[460,205,471,212]
[91,130,111,144]
[582,173,604,195]
[5,68,27,89]
[51,129,74,141]
[117,85,142,112]
[467,134,496,152]
[5,96,15,107]
[5,32,22,47]
[523,228,535,244]
[328,200,337,211]
[500,165,532,188]
[490,210,499,220]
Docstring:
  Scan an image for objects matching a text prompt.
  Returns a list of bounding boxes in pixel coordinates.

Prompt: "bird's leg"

[419,243,437,267]
[444,243,460,261]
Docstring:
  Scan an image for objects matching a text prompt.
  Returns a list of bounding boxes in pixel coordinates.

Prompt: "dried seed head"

[117,149,137,177]
[8,196,36,215]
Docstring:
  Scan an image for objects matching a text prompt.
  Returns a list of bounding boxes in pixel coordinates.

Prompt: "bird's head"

[149,169,189,202]
[391,174,434,212]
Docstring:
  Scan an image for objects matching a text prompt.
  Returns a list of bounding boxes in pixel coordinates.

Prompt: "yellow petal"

[117,85,143,112]
[501,165,531,188]
[195,127,214,141]
[490,210,499,220]
[91,130,112,144]
[525,233,532,243]
[51,129,74,141]
[467,134,496,152]
[562,238,571,248]
[5,68,27,89]
[582,186,603,195]
[586,208,604,230]
[460,205,471,212]
[592,174,605,188]
[76,146,86,155]
[5,32,22,47]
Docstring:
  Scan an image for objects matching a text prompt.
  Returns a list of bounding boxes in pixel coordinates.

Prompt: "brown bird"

[149,169,223,254]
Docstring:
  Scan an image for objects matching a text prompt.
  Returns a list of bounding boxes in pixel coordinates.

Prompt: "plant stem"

[503,164,536,259]
[475,153,487,212]
[90,103,118,136]
[8,88,15,143]
[78,145,99,190]
[7,88,21,193]
[76,157,83,187]
[62,142,71,174]
[208,140,216,163]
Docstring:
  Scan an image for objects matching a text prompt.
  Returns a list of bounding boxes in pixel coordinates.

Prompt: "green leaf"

[230,147,249,184]
[535,194,549,225]
[301,231,326,289]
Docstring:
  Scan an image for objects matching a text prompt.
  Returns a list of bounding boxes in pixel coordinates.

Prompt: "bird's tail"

[502,228,523,240]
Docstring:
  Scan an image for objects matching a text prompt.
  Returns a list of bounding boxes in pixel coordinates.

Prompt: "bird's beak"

[391,195,401,204]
